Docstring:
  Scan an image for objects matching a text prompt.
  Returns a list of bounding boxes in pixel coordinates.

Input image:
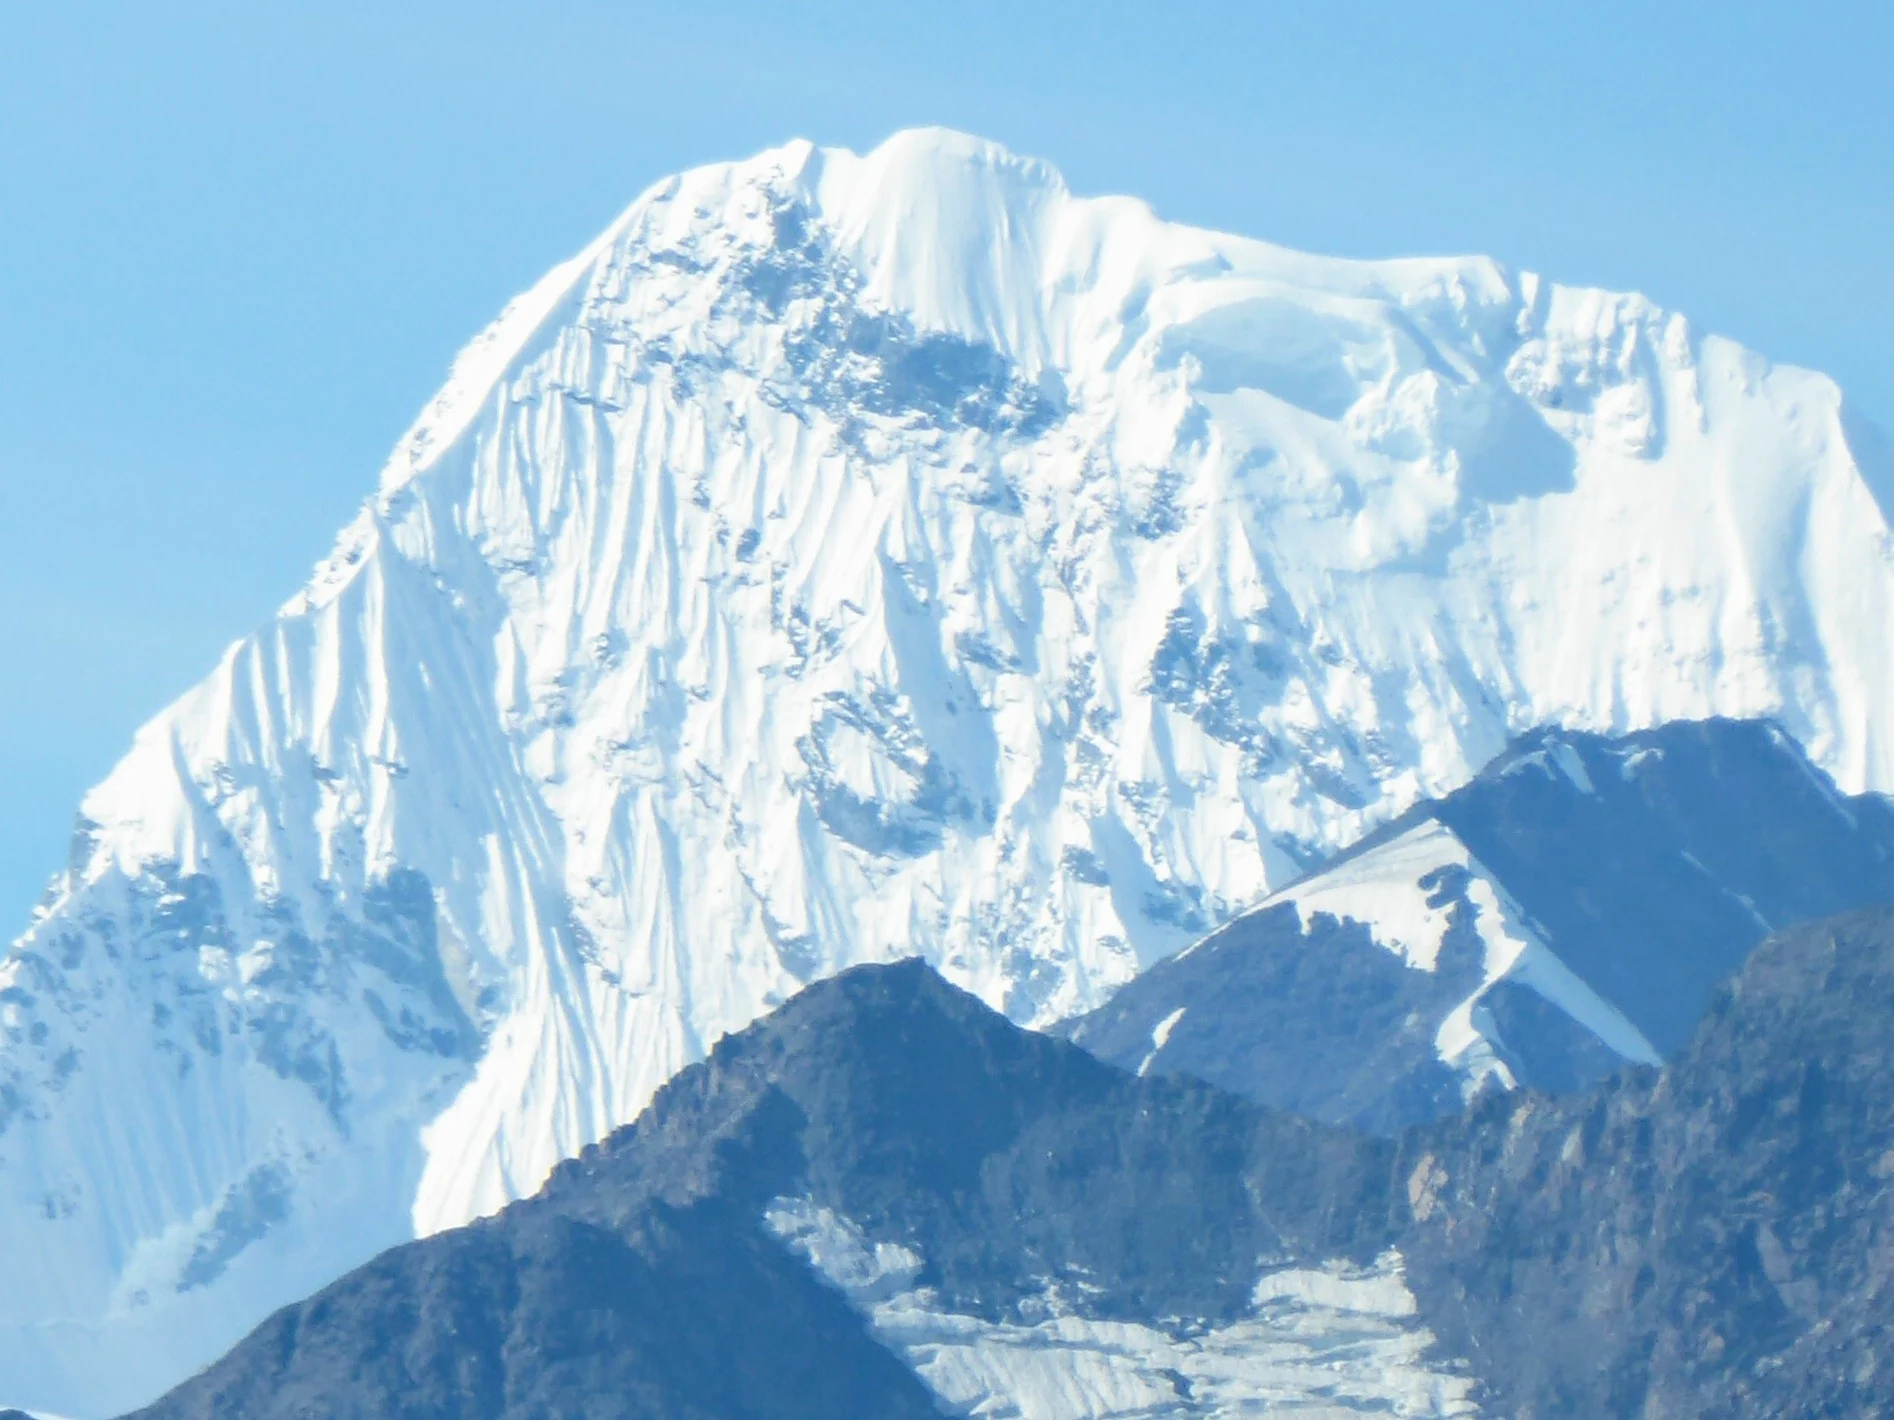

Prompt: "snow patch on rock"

[765,1197,1480,1418]
[1261,818,1661,1093]
[1136,1006,1188,1077]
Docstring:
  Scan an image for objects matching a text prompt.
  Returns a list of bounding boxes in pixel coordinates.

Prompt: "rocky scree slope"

[1069,716,1894,1130]
[7,126,1894,1414]
[131,909,1894,1419]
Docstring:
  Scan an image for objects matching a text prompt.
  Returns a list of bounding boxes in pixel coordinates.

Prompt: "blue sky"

[1,0,1890,930]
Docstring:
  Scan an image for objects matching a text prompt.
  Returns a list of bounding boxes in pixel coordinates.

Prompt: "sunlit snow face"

[6,127,1893,1420]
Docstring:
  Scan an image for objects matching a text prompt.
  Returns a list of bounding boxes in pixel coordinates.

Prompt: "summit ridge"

[4,127,1894,1415]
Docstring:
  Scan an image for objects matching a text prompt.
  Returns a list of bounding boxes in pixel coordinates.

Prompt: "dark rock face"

[1064,900,1480,1134]
[1068,718,1894,1129]
[126,906,1894,1418]
[1474,977,1624,1095]
[130,1198,943,1420]
[1433,719,1894,1055]
[541,960,1396,1325]
[1406,908,1894,1417]
[127,961,1393,1419]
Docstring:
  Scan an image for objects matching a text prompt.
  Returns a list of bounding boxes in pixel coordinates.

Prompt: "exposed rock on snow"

[1069,719,1894,1129]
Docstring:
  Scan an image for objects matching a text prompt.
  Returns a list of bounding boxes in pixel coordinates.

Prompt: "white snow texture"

[3,128,1893,1415]
[765,1197,1480,1418]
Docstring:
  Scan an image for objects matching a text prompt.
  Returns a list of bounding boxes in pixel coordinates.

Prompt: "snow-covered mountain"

[4,126,1894,1416]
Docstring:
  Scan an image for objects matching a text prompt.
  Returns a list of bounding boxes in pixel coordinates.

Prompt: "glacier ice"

[764,1197,1481,1418]
[5,126,1894,1415]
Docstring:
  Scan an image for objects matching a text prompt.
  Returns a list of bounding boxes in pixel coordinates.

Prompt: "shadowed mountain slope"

[126,962,1401,1419]
[128,904,1894,1417]
[1401,906,1894,1417]
[1067,718,1894,1131]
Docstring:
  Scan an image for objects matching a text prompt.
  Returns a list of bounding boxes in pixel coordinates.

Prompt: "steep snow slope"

[4,128,1894,1415]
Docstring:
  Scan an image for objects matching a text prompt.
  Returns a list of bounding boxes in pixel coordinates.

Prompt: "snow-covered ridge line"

[1265,817,1662,1092]
[4,126,1894,1416]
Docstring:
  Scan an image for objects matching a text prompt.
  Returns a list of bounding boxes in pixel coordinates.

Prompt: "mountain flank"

[9,125,1894,1413]
[1401,907,1894,1416]
[1069,718,1894,1131]
[130,904,1894,1418]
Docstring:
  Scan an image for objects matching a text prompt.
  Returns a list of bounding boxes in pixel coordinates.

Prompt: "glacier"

[765,1197,1480,1418]
[4,126,1894,1416]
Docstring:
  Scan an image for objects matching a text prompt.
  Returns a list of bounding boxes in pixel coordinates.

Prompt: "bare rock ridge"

[1400,907,1894,1416]
[128,909,1894,1418]
[1068,716,1894,1129]
[121,960,1424,1418]
[6,125,1894,1414]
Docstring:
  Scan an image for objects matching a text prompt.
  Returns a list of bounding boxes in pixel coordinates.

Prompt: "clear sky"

[1,0,1890,932]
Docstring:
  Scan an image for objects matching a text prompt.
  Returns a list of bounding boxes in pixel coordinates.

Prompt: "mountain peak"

[9,131,1894,1416]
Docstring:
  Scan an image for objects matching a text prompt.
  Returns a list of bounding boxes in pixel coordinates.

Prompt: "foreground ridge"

[131,908,1894,1418]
